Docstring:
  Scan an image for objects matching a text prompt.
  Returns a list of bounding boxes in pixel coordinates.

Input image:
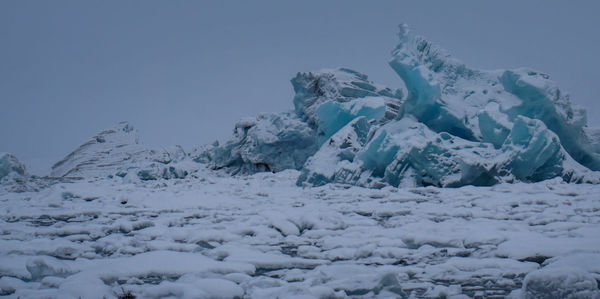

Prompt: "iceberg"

[205,69,405,176]
[297,116,372,187]
[291,69,404,143]
[0,153,26,180]
[388,24,600,171]
[43,24,598,188]
[205,113,318,175]
[51,122,193,181]
[0,153,37,193]
[204,24,599,188]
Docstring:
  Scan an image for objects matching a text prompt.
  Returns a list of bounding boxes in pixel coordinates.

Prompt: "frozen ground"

[1,169,599,298]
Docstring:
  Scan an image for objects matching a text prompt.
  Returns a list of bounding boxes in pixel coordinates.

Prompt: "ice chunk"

[390,23,600,172]
[51,122,193,180]
[521,267,600,299]
[26,256,72,281]
[209,113,318,174]
[137,278,244,299]
[0,153,35,192]
[0,153,26,180]
[389,24,478,141]
[210,69,404,177]
[500,69,600,170]
[299,117,501,188]
[189,141,220,164]
[220,244,327,270]
[298,25,595,187]
[315,97,387,144]
[0,255,32,280]
[502,116,565,181]
[291,68,404,127]
[543,253,600,275]
[51,121,142,177]
[477,102,513,149]
[384,124,500,187]
[298,117,371,186]
[364,118,500,187]
[55,250,254,298]
[299,114,596,188]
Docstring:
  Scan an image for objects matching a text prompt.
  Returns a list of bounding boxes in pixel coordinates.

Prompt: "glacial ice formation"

[51,122,193,181]
[0,153,40,193]
[39,24,600,188]
[203,24,599,187]
[0,153,26,181]
[389,24,600,170]
[291,68,404,142]
[203,113,318,175]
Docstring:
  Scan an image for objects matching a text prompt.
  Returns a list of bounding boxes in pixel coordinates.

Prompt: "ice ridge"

[25,24,600,188]
[50,122,193,181]
[204,24,599,187]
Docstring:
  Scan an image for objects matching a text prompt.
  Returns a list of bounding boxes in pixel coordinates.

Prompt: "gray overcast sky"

[1,1,599,174]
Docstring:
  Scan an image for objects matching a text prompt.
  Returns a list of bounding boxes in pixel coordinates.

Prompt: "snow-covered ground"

[1,169,599,298]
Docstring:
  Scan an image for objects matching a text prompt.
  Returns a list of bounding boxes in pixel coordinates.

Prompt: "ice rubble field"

[1,170,600,298]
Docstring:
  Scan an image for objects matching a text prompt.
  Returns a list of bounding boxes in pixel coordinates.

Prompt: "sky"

[1,1,600,175]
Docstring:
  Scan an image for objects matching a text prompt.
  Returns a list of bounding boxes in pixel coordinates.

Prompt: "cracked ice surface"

[1,169,599,298]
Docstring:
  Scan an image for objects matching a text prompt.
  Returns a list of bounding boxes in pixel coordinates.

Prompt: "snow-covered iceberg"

[45,24,599,188]
[201,113,318,175]
[198,69,404,176]
[0,153,41,192]
[51,122,194,181]
[0,153,26,181]
[203,24,599,187]
[388,24,600,170]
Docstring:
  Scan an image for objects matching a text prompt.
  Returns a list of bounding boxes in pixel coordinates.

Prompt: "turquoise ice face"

[204,25,600,188]
[315,97,387,145]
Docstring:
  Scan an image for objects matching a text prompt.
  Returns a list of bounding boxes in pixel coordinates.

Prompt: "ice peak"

[50,121,194,180]
[205,24,600,187]
[0,152,26,179]
[397,23,409,40]
[392,25,466,81]
[93,121,139,145]
[291,68,404,128]
[51,122,144,177]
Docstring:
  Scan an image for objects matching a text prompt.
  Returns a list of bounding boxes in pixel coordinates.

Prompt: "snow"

[1,169,600,298]
[1,23,600,298]
[0,153,26,180]
[50,122,194,181]
[521,267,599,299]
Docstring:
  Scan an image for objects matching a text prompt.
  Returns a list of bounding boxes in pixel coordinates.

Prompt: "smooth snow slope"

[1,169,599,298]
